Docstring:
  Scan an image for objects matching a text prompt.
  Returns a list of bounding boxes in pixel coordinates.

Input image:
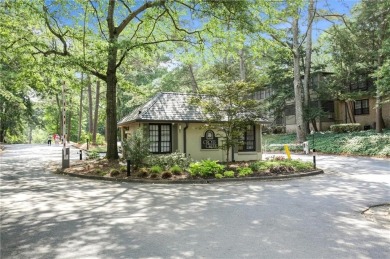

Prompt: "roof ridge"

[139,92,193,117]
[160,92,198,95]
[141,92,163,116]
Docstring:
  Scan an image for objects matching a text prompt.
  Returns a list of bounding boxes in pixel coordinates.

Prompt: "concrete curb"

[56,169,324,184]
[207,170,324,183]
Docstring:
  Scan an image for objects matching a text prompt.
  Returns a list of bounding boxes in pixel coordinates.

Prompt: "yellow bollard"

[284,144,291,159]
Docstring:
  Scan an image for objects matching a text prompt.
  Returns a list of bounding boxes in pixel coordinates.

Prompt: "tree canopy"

[1,0,388,152]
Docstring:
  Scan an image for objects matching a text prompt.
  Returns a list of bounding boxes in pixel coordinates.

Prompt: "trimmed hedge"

[330,123,361,133]
[263,130,390,157]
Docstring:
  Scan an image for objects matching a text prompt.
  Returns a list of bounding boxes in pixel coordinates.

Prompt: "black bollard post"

[313,148,316,169]
[86,139,89,150]
[79,149,82,160]
[127,159,131,177]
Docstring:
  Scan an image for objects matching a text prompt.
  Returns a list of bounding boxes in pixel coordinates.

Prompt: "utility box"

[62,147,70,169]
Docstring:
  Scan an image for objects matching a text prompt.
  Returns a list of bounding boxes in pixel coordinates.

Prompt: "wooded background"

[1,0,389,159]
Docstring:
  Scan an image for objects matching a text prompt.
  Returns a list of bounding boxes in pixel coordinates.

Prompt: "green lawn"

[262,129,390,157]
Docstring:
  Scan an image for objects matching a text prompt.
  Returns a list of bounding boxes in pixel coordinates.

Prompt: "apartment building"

[255,71,390,132]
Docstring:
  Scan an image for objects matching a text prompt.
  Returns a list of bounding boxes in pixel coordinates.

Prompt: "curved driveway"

[1,144,389,258]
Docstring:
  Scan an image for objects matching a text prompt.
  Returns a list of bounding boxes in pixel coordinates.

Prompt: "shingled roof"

[117,92,269,126]
[117,92,206,125]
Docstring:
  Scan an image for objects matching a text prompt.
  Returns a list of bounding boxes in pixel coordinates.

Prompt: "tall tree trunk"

[311,119,318,132]
[303,0,314,134]
[105,118,108,142]
[0,102,5,143]
[87,75,93,134]
[78,73,84,142]
[346,101,356,123]
[105,39,119,160]
[345,102,351,123]
[56,94,62,135]
[28,126,32,144]
[375,91,383,132]
[376,15,386,133]
[92,80,100,145]
[293,15,306,143]
[105,0,119,160]
[0,129,5,143]
[188,64,199,93]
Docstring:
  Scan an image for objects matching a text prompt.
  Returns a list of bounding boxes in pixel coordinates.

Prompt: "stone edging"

[56,169,324,184]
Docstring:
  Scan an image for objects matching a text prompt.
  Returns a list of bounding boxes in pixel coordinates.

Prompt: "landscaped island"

[60,153,317,182]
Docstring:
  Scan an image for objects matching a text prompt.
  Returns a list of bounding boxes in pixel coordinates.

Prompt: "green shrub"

[119,166,127,173]
[5,134,27,143]
[250,159,312,172]
[146,152,192,170]
[330,123,361,133]
[32,129,48,144]
[223,170,235,178]
[161,171,173,179]
[150,165,162,174]
[170,165,182,175]
[139,167,148,173]
[137,170,149,178]
[188,163,202,177]
[87,150,99,160]
[251,161,277,171]
[137,167,149,178]
[238,172,246,177]
[109,169,120,177]
[122,128,150,169]
[249,162,260,172]
[188,159,225,177]
[215,173,224,179]
[282,160,313,171]
[237,167,253,177]
[150,173,159,179]
[94,169,105,176]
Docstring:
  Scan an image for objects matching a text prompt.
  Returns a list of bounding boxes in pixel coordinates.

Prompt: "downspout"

[183,122,189,156]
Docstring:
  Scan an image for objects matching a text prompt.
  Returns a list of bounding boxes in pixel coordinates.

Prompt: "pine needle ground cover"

[263,129,390,157]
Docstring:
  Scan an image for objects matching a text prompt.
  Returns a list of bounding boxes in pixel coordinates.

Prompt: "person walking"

[55,134,60,145]
[47,134,52,146]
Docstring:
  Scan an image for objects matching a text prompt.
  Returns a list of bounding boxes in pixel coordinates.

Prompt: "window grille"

[149,124,171,153]
[238,125,255,151]
[354,99,369,115]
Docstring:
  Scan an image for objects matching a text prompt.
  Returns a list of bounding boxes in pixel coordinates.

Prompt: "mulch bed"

[55,158,315,182]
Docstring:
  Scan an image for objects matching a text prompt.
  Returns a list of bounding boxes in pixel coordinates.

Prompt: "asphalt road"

[1,144,389,259]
